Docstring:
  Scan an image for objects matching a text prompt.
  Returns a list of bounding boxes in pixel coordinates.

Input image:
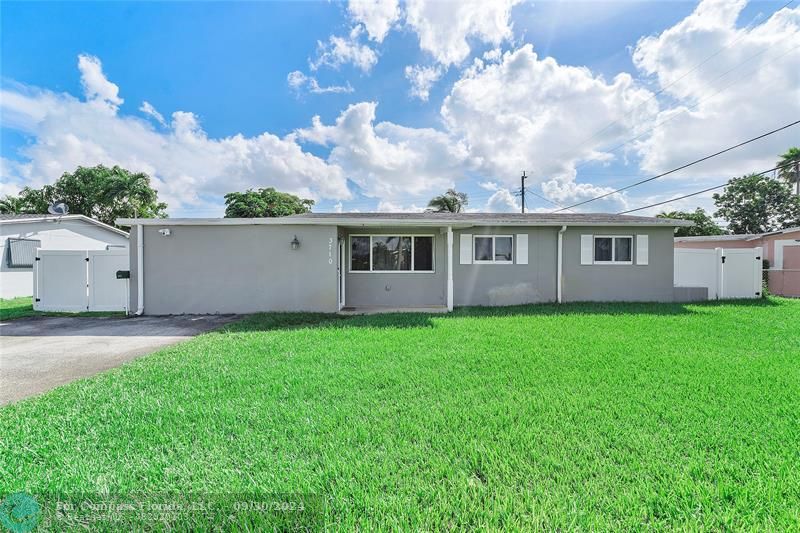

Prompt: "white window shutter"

[580,235,593,265]
[636,235,649,265]
[459,234,472,264]
[516,234,528,264]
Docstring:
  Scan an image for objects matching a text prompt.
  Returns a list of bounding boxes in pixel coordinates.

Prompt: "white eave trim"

[116,217,694,228]
[1,214,129,237]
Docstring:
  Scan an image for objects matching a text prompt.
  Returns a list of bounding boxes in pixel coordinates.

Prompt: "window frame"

[473,234,514,265]
[592,235,633,265]
[348,234,436,273]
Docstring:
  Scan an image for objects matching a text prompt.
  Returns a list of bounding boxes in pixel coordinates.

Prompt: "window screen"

[372,236,411,271]
[594,237,612,262]
[615,237,632,262]
[413,236,433,271]
[495,237,513,262]
[474,237,493,261]
[351,236,370,270]
[351,235,434,272]
[594,236,632,263]
[6,238,41,268]
[474,236,512,263]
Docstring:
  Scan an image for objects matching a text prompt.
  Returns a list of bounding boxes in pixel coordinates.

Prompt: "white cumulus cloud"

[139,101,166,126]
[632,0,800,178]
[297,101,471,201]
[485,188,520,213]
[287,71,354,94]
[404,0,521,66]
[404,64,444,101]
[348,0,401,43]
[310,27,379,73]
[342,0,520,97]
[77,54,123,107]
[376,200,426,212]
[541,179,629,213]
[441,44,657,200]
[0,57,351,215]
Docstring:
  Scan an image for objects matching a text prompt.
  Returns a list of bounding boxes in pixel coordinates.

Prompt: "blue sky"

[2,1,798,218]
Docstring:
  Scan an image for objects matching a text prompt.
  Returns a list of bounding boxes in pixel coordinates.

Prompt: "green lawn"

[0,296,125,321]
[1,299,799,529]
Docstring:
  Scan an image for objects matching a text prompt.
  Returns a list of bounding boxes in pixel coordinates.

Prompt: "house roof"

[0,214,129,237]
[117,212,694,228]
[760,226,800,238]
[674,234,760,242]
[675,226,800,242]
[0,213,53,221]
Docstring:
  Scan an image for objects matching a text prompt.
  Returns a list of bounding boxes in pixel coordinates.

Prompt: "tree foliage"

[0,165,167,226]
[777,147,799,189]
[223,187,314,218]
[656,208,725,237]
[427,189,468,213]
[712,173,800,234]
[0,195,25,215]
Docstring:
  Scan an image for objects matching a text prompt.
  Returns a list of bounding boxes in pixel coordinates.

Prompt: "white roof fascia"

[1,214,129,237]
[117,217,693,228]
[754,226,800,239]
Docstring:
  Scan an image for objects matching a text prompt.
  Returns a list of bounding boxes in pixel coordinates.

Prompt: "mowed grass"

[1,299,799,529]
[0,296,124,321]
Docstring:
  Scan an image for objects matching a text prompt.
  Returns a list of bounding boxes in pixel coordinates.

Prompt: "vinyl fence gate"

[33,249,129,312]
[674,247,763,300]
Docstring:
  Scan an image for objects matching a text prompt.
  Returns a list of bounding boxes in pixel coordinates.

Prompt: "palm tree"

[777,147,800,195]
[0,195,23,214]
[102,167,161,219]
[427,189,468,213]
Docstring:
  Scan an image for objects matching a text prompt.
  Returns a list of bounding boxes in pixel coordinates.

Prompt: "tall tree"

[1,165,167,226]
[2,187,49,214]
[656,208,726,237]
[0,195,25,214]
[713,174,800,234]
[777,147,800,194]
[224,187,314,218]
[427,189,468,213]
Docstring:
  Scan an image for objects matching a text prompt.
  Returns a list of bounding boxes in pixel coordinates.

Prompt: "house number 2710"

[328,238,334,264]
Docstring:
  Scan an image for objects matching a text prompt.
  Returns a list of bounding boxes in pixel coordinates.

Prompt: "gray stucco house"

[117,213,693,315]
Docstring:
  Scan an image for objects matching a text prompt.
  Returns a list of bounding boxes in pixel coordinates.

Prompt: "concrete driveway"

[0,315,238,406]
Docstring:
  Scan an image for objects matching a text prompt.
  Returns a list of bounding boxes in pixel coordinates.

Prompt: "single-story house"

[117,213,696,315]
[0,214,129,298]
[675,226,800,297]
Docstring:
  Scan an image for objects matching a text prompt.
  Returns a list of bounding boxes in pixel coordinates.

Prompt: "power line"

[511,181,575,212]
[551,119,800,212]
[618,184,728,215]
[617,162,796,214]
[523,188,575,212]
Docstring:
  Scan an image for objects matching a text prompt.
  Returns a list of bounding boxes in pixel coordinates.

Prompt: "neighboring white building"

[0,214,129,298]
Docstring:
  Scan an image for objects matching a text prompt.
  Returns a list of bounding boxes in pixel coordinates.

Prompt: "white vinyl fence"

[674,247,762,300]
[34,249,129,312]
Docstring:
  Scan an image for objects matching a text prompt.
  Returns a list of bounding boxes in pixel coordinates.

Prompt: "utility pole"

[521,171,527,213]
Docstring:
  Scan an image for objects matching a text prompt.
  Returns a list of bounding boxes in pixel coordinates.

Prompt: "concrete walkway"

[0,315,238,406]
[338,305,449,315]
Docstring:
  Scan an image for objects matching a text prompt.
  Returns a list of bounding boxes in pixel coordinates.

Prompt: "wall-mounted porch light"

[290,235,301,250]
